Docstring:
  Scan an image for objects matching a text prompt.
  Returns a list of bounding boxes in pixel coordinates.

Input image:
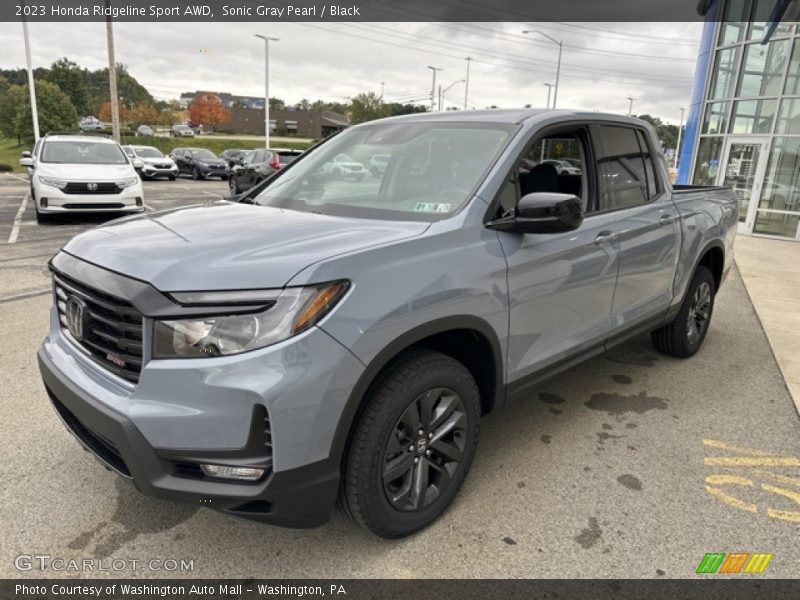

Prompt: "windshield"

[253,122,513,221]
[190,149,217,160]
[41,141,128,165]
[135,147,164,158]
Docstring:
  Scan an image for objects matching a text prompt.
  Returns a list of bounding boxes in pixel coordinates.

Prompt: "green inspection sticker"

[414,202,452,213]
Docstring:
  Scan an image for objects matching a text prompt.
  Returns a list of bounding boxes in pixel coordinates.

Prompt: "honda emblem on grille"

[87,182,98,191]
[65,295,87,340]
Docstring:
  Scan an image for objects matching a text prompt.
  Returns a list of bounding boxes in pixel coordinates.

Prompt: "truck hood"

[37,163,137,180]
[62,202,429,291]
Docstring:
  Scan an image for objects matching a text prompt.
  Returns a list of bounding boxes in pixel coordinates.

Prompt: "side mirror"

[133,159,144,168]
[21,151,32,158]
[488,192,583,234]
[20,156,34,167]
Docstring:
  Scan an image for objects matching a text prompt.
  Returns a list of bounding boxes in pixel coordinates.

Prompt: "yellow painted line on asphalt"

[705,456,800,467]
[7,193,29,244]
[704,438,800,524]
[705,484,758,513]
[702,438,778,456]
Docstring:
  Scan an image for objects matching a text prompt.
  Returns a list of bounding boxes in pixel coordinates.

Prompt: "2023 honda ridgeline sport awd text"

[38,110,737,538]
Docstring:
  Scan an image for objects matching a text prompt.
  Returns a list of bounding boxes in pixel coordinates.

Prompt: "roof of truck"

[371,108,644,127]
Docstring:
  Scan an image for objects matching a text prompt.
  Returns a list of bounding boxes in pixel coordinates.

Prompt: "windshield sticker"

[414,202,452,213]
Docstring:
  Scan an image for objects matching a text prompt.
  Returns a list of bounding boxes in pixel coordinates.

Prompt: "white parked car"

[541,159,582,176]
[122,145,178,180]
[21,134,144,223]
[324,153,366,180]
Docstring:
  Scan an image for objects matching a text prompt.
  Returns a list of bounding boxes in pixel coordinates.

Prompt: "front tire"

[343,349,481,538]
[229,177,239,195]
[192,167,202,180]
[652,265,715,358]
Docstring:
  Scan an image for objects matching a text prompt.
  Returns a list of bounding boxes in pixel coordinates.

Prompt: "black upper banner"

[3,0,712,23]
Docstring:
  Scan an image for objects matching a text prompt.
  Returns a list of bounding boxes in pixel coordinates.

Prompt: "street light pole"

[675,107,686,169]
[440,79,465,111]
[255,34,279,148]
[105,0,121,142]
[20,3,39,142]
[627,97,635,116]
[427,66,442,112]
[380,81,385,100]
[543,83,554,109]
[523,30,563,108]
[464,57,472,110]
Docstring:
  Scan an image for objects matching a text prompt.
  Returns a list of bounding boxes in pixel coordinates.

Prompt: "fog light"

[135,197,143,207]
[40,198,48,207]
[200,464,265,481]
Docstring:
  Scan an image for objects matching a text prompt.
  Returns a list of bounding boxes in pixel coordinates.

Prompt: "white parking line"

[3,173,28,183]
[201,191,223,199]
[7,193,29,244]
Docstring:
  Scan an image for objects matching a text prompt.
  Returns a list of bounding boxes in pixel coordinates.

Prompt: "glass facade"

[689,0,800,240]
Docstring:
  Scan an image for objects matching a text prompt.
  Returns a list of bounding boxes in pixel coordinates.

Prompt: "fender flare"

[328,315,505,470]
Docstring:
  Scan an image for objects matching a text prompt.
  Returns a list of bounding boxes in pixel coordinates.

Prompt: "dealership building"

[679,0,800,241]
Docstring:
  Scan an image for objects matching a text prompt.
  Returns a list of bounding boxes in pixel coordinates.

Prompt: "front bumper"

[141,165,178,177]
[199,166,229,178]
[37,270,365,527]
[35,184,144,213]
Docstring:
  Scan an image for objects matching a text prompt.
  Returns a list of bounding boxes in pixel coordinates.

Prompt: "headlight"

[38,176,67,189]
[116,177,139,188]
[153,281,349,358]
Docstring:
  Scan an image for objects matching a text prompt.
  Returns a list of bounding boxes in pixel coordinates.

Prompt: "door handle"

[658,214,675,226]
[594,231,616,244]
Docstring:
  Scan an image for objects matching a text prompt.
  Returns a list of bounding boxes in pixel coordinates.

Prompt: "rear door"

[591,124,680,331]
[497,124,622,388]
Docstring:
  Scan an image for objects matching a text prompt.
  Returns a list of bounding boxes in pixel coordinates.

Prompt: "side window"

[496,129,589,217]
[594,125,655,211]
[252,150,266,164]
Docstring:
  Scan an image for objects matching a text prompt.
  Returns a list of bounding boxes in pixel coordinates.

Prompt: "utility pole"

[543,83,554,109]
[523,30,562,108]
[21,2,39,141]
[675,107,686,169]
[255,34,279,148]
[380,81,385,100]
[427,66,442,112]
[464,57,472,110]
[438,85,442,112]
[627,97,635,117]
[440,79,465,112]
[105,0,120,142]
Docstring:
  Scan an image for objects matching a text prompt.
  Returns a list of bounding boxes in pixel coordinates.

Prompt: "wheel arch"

[330,315,505,471]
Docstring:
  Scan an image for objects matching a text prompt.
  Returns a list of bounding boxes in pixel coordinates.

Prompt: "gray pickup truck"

[38,110,737,538]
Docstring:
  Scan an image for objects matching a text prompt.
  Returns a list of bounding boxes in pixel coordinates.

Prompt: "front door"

[717,137,769,233]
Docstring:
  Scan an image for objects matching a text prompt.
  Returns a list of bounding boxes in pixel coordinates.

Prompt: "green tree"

[0,84,27,142]
[348,91,389,124]
[45,58,92,116]
[635,114,678,151]
[13,80,79,143]
[269,97,285,110]
[0,74,9,95]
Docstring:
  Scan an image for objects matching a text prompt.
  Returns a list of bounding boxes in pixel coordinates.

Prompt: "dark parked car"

[170,147,229,180]
[220,148,252,168]
[229,148,302,195]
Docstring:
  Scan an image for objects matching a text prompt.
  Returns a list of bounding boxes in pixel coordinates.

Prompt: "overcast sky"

[0,21,703,124]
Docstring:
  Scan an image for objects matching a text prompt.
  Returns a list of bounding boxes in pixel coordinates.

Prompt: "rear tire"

[652,265,715,358]
[342,349,481,538]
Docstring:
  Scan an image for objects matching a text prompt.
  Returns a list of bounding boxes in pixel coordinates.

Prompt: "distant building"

[224,107,349,139]
[179,90,265,110]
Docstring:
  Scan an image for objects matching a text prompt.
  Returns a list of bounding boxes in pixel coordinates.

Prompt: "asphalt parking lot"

[1,171,799,579]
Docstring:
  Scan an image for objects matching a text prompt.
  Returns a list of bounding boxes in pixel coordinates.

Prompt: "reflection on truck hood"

[62,202,430,291]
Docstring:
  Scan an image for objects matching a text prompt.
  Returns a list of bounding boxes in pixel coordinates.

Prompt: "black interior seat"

[521,163,559,196]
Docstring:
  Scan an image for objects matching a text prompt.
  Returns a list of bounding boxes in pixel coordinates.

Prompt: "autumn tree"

[188,94,229,130]
[127,103,159,126]
[98,100,128,123]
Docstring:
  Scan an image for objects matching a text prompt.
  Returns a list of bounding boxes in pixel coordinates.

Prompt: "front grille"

[62,203,125,210]
[49,391,131,477]
[53,271,143,383]
[63,182,121,195]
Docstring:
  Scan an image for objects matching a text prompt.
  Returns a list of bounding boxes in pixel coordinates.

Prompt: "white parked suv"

[122,145,178,180]
[21,134,144,223]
